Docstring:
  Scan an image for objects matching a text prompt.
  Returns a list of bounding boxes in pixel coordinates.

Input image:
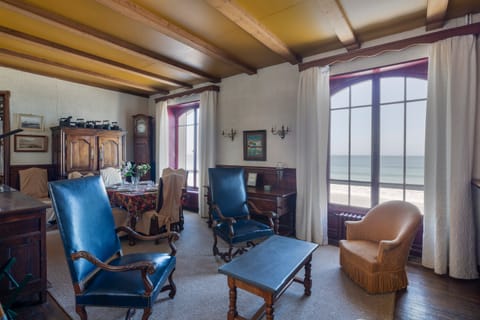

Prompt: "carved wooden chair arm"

[71,251,156,294]
[247,200,276,229]
[115,226,179,256]
[248,200,276,218]
[212,204,237,236]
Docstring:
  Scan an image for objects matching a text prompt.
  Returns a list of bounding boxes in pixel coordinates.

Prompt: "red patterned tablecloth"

[107,186,157,219]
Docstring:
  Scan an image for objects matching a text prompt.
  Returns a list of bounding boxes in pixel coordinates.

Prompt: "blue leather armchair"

[48,176,178,320]
[208,168,275,262]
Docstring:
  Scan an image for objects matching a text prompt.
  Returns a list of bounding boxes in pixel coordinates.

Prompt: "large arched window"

[329,59,428,212]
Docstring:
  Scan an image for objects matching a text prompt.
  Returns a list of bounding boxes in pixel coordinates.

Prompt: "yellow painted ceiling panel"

[339,0,427,29]
[0,55,153,96]
[0,0,479,96]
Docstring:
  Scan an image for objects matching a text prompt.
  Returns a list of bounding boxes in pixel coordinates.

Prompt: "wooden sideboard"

[51,126,126,180]
[0,188,48,304]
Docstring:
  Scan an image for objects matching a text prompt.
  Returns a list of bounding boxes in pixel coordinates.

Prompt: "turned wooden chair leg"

[141,307,152,320]
[213,233,219,257]
[168,270,177,298]
[76,305,87,320]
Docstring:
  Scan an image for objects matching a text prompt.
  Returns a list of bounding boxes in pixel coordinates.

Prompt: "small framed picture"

[243,130,266,161]
[247,172,257,187]
[18,113,44,132]
[14,134,48,152]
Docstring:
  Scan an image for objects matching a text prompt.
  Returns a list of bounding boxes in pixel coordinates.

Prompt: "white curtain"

[295,66,330,244]
[198,90,217,218]
[155,99,170,179]
[423,35,479,279]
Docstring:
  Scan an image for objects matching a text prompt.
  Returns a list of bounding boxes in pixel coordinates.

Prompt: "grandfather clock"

[133,114,154,181]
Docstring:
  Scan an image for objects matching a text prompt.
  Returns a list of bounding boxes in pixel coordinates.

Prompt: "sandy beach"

[330,184,424,213]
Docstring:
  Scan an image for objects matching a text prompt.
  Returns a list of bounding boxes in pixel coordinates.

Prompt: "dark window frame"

[328,59,428,213]
[168,101,200,189]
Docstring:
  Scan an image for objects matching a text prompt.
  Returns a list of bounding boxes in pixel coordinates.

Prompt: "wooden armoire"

[51,127,126,180]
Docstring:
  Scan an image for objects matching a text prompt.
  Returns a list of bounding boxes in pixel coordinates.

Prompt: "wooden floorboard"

[395,262,480,320]
[10,261,480,319]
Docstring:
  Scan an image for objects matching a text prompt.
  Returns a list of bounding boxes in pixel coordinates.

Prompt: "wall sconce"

[221,128,237,141]
[271,125,290,139]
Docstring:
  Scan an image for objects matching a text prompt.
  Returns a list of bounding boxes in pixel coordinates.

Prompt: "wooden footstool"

[218,235,318,320]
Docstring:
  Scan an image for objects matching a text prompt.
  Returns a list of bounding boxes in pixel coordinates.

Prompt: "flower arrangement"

[121,161,151,178]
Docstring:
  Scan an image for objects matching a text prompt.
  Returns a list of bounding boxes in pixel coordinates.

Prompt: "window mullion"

[371,75,380,206]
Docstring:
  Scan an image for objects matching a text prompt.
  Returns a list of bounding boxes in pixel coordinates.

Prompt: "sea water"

[330,155,424,185]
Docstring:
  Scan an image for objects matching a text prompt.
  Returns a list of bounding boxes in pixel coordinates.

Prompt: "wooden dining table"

[106,182,158,239]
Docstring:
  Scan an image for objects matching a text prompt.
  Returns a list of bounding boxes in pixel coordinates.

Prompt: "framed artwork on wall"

[243,130,266,161]
[247,172,258,187]
[17,113,44,132]
[14,134,48,152]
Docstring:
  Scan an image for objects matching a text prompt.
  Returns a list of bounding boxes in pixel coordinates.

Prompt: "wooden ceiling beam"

[0,0,220,83]
[317,0,359,50]
[0,48,166,94]
[206,0,301,65]
[426,0,449,31]
[155,85,220,103]
[94,0,257,75]
[0,61,150,97]
[0,26,192,89]
[299,22,480,70]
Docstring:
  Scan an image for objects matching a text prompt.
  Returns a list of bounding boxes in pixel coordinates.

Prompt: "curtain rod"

[154,85,220,103]
[299,22,480,71]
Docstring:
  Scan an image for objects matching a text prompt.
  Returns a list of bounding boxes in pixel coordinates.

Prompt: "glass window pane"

[177,125,186,168]
[351,81,371,107]
[185,125,194,171]
[351,107,371,182]
[330,109,349,180]
[331,88,349,109]
[407,78,428,100]
[380,77,404,103]
[406,189,424,214]
[380,103,404,184]
[187,171,194,186]
[185,109,195,125]
[379,187,404,203]
[350,185,371,208]
[406,101,426,185]
[329,183,348,205]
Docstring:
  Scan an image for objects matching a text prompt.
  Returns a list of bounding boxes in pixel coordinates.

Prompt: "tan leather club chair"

[136,168,187,235]
[339,200,422,294]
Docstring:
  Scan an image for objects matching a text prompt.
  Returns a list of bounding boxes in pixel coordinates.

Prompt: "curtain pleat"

[155,100,170,179]
[423,35,479,279]
[199,90,217,218]
[295,66,330,244]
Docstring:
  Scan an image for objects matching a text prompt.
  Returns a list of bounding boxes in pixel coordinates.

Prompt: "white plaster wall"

[0,67,149,164]
[217,63,299,168]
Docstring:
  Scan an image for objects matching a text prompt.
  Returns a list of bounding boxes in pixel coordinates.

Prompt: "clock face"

[136,119,146,134]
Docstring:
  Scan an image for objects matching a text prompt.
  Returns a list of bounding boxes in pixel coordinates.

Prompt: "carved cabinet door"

[65,134,97,172]
[98,135,123,169]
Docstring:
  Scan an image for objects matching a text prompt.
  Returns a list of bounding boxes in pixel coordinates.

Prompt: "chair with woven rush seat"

[208,167,275,262]
[339,200,422,294]
[48,176,178,320]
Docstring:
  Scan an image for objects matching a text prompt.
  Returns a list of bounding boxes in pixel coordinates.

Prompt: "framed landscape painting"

[18,113,44,131]
[14,134,48,152]
[243,130,266,161]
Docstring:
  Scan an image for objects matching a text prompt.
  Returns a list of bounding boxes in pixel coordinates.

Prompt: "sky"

[330,77,427,157]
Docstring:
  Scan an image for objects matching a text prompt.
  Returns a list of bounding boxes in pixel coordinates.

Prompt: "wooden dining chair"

[136,169,187,236]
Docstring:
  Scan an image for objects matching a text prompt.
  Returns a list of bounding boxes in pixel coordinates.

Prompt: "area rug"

[47,212,395,320]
